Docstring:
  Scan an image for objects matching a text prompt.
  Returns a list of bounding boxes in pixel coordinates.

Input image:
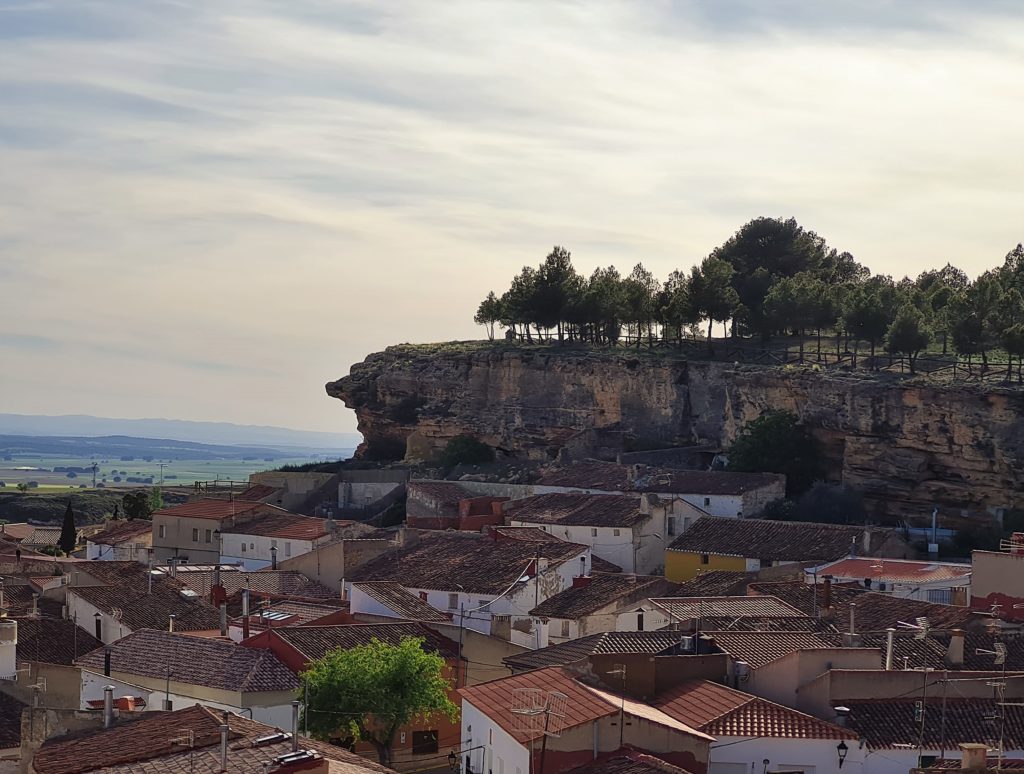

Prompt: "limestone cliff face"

[326,344,1024,518]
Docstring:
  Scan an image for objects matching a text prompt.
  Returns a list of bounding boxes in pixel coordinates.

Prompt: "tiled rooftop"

[648,595,805,620]
[703,630,837,669]
[151,498,271,521]
[407,481,473,504]
[77,629,299,692]
[220,511,329,541]
[0,693,25,749]
[668,516,897,562]
[668,570,754,597]
[244,599,349,628]
[654,680,855,740]
[236,484,282,501]
[86,519,153,546]
[842,698,1024,750]
[505,493,649,528]
[16,616,103,665]
[813,557,972,584]
[71,561,222,633]
[459,667,709,744]
[267,622,459,664]
[749,580,978,632]
[32,704,396,774]
[565,752,696,774]
[536,459,783,495]
[530,574,676,619]
[349,530,589,594]
[352,581,452,623]
[503,631,691,672]
[175,569,337,601]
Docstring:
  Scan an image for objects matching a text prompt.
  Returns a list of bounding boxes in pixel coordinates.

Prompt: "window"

[205,529,212,544]
[192,528,199,542]
[241,543,246,553]
[613,529,620,537]
[250,542,255,549]
[591,528,598,537]
[560,620,570,637]
[703,497,711,507]
[411,731,438,755]
[667,517,677,536]
[448,593,459,610]
[285,542,291,557]
[158,525,166,539]
[419,591,429,601]
[700,554,710,565]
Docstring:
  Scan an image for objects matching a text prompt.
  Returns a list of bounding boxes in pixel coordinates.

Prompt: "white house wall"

[710,736,864,774]
[462,699,530,774]
[67,591,131,644]
[220,534,314,568]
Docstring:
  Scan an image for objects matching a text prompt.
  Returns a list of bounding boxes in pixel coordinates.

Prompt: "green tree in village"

[885,305,931,372]
[690,256,739,342]
[122,490,154,521]
[474,291,503,340]
[726,410,823,497]
[59,500,77,556]
[301,637,458,766]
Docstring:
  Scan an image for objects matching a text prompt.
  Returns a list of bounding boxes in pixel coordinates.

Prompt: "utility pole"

[91,462,98,488]
[158,463,168,486]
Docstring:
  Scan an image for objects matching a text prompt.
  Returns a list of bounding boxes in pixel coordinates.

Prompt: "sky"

[2,1,1024,434]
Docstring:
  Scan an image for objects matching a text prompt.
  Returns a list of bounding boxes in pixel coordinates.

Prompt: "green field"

[0,454,337,490]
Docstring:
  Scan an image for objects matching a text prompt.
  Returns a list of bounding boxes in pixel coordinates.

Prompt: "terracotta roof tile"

[503,631,691,672]
[176,569,337,601]
[221,511,329,541]
[407,481,473,504]
[814,557,971,584]
[77,629,298,692]
[152,499,273,521]
[352,581,451,623]
[87,520,152,546]
[749,580,978,632]
[530,574,676,619]
[0,693,26,749]
[15,616,103,665]
[237,484,282,501]
[668,571,754,597]
[269,622,459,663]
[654,681,855,739]
[566,753,696,774]
[505,493,649,528]
[648,595,804,619]
[842,698,1024,750]
[32,703,396,774]
[349,531,589,595]
[703,631,837,669]
[668,517,898,562]
[243,599,348,629]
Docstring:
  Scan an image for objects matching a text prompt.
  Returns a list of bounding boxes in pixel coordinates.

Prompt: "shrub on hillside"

[440,435,495,467]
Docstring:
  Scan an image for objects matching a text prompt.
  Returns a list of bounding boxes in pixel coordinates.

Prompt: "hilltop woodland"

[474,217,1024,379]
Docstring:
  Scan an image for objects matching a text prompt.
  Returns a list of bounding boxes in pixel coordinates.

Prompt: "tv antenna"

[510,688,568,774]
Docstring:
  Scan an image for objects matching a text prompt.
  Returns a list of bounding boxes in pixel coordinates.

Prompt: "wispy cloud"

[2,1,1024,430]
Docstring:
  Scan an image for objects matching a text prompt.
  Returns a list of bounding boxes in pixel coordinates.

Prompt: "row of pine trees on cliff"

[474,217,1024,376]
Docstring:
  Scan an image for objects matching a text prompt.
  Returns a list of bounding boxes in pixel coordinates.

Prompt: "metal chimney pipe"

[31,594,38,617]
[848,603,856,636]
[219,602,228,637]
[103,686,115,729]
[219,724,229,771]
[291,700,300,752]
[270,546,278,571]
[242,589,250,617]
[885,628,895,670]
[168,613,176,633]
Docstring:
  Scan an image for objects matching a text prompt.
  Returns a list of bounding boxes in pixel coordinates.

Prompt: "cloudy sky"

[2,1,1024,434]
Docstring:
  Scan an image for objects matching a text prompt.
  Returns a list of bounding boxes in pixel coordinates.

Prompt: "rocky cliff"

[326,343,1024,518]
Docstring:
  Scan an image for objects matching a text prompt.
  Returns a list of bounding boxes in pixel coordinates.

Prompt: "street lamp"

[836,740,849,768]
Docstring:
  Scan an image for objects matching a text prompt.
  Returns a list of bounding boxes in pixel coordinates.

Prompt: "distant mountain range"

[0,414,361,452]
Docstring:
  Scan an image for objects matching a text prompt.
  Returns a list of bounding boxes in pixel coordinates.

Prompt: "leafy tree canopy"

[300,637,458,765]
[122,490,154,521]
[440,435,495,467]
[726,410,823,496]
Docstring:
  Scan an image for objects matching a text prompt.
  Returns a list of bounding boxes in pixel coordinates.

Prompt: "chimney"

[242,589,251,640]
[168,613,176,633]
[572,576,593,589]
[103,686,115,729]
[946,629,965,667]
[885,628,895,671]
[291,700,300,752]
[220,602,228,637]
[31,594,38,617]
[832,706,850,728]
[862,527,872,555]
[822,576,832,611]
[848,603,856,635]
[960,743,989,770]
[639,493,653,516]
[220,724,229,771]
[271,546,278,570]
[104,646,111,677]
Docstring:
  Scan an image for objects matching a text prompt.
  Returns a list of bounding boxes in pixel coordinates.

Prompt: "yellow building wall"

[664,550,746,582]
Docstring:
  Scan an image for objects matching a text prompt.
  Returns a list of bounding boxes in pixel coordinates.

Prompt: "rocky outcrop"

[326,343,1024,519]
